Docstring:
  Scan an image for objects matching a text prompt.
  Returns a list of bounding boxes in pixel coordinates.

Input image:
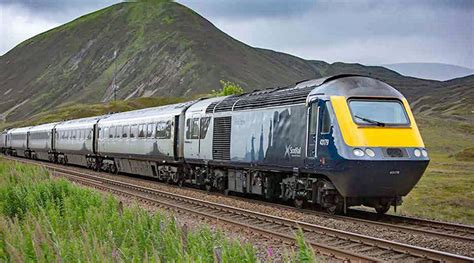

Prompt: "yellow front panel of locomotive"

[330,96,425,148]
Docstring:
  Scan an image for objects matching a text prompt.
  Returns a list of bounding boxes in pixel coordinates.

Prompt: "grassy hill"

[2,0,472,125]
[0,0,320,122]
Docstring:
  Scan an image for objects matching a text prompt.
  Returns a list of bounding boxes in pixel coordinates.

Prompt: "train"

[0,75,430,214]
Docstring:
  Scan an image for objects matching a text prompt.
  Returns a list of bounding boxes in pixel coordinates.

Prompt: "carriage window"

[116,126,122,138]
[80,130,84,139]
[146,124,154,138]
[191,118,200,139]
[98,128,102,139]
[72,130,77,139]
[104,127,109,139]
[156,121,171,139]
[138,124,145,138]
[122,126,129,138]
[200,117,211,139]
[130,125,138,138]
[87,129,92,140]
[321,105,332,134]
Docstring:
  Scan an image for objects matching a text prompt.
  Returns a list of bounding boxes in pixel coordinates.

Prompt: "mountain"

[384,63,474,81]
[0,0,472,124]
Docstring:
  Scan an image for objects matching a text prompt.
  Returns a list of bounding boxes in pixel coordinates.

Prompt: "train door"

[306,99,320,158]
[51,129,56,151]
[173,115,180,160]
[92,124,98,154]
[185,114,201,159]
[307,99,331,159]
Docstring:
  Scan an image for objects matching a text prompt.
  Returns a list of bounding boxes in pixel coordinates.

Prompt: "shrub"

[211,80,244,97]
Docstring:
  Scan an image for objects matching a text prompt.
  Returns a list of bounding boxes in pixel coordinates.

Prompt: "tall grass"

[0,159,320,262]
[0,160,258,262]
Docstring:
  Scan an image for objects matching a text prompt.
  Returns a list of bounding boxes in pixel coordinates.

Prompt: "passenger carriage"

[28,122,59,161]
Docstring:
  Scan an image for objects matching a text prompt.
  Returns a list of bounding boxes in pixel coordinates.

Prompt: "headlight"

[353,148,365,157]
[414,149,421,157]
[421,149,428,157]
[365,148,376,157]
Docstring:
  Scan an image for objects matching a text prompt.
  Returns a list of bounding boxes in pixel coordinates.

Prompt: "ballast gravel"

[53,164,474,258]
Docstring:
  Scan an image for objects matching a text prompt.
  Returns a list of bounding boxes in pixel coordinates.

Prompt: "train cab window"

[138,124,145,138]
[156,121,171,139]
[200,117,211,139]
[122,126,129,138]
[349,99,409,126]
[321,105,332,134]
[146,124,154,138]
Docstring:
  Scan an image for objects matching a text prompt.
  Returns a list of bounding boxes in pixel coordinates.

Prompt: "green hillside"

[2,0,472,124]
[0,0,319,122]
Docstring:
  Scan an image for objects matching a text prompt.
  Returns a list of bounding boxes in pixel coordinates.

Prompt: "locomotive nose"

[327,159,429,198]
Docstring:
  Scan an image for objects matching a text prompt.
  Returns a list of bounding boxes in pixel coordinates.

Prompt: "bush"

[211,80,244,97]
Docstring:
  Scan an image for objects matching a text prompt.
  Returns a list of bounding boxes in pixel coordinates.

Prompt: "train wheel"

[110,164,118,175]
[326,204,343,215]
[294,198,304,209]
[205,183,212,192]
[374,203,390,214]
[216,177,226,193]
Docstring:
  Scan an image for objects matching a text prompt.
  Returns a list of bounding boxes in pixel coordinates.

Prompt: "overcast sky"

[0,0,472,68]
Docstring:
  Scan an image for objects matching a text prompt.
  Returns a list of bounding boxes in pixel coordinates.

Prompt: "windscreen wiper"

[355,115,386,127]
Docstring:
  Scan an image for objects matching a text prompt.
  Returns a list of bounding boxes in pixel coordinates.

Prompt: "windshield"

[349,99,409,126]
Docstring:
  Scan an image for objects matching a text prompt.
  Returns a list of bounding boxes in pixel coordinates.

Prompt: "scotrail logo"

[285,145,302,158]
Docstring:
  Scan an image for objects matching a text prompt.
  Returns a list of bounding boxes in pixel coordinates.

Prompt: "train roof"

[205,75,404,113]
[306,75,404,100]
[8,126,32,134]
[99,101,197,125]
[29,122,59,132]
[186,96,228,115]
[55,115,109,130]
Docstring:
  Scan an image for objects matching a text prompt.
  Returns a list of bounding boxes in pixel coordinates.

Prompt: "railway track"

[5,156,474,262]
[347,209,474,243]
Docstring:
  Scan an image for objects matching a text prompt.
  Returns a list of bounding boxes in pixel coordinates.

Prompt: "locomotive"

[2,75,429,214]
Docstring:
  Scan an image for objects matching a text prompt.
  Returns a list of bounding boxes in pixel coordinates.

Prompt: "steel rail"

[4,156,474,262]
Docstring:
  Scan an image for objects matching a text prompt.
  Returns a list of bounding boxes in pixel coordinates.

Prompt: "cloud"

[1,0,472,68]
[0,0,120,55]
[177,0,315,19]
[180,0,473,68]
[0,4,59,54]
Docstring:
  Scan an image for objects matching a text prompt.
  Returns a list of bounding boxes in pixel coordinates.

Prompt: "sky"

[0,0,473,68]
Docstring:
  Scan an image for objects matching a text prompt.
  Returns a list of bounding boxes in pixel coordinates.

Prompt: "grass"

[0,160,258,262]
[395,116,474,224]
[0,159,318,262]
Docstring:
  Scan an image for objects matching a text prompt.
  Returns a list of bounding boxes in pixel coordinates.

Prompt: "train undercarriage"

[2,149,399,215]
